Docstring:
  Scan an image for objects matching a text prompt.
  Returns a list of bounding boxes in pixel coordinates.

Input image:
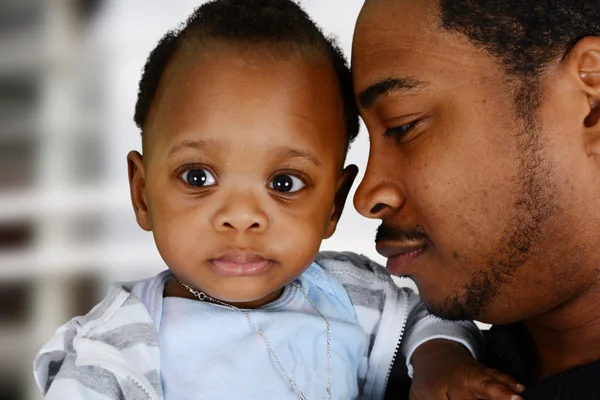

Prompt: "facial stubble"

[428,84,558,321]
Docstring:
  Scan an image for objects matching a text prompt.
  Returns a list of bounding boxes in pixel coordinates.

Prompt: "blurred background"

[0,0,403,398]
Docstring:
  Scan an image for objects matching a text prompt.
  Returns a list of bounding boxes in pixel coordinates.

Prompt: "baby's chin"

[206,286,286,309]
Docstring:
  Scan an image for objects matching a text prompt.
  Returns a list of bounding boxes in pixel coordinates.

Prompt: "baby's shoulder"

[315,251,391,281]
[313,251,416,309]
[33,285,161,398]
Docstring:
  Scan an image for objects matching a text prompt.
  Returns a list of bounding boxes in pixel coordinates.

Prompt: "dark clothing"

[482,323,600,399]
[383,353,412,399]
[384,323,600,400]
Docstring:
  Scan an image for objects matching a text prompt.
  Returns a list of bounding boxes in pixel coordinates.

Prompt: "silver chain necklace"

[176,278,332,400]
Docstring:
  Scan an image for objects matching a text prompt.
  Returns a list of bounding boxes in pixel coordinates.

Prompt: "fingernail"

[511,395,523,400]
[516,383,525,391]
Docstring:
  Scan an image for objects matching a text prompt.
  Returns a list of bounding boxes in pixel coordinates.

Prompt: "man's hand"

[409,339,525,400]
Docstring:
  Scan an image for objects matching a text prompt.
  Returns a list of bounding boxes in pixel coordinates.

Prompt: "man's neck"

[525,285,600,381]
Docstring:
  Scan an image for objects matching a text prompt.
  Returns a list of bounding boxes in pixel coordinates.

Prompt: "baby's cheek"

[153,218,197,262]
[296,219,326,255]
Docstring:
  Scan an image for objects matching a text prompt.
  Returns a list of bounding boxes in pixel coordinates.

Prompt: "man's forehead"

[353,0,442,64]
[358,0,439,28]
[352,0,492,94]
[353,2,435,95]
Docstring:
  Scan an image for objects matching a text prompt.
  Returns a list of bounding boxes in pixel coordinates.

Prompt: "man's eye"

[181,169,216,187]
[384,122,414,139]
[269,174,306,193]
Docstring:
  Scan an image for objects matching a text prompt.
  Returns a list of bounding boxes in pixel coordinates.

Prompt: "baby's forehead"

[134,0,359,161]
[144,46,349,156]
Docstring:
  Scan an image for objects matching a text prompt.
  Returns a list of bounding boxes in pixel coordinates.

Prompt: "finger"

[484,368,526,392]
[410,385,446,400]
[446,374,522,400]
[470,376,524,400]
[408,389,428,400]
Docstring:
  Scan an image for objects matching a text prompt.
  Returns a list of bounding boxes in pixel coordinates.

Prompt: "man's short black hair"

[134,0,359,145]
[439,0,600,78]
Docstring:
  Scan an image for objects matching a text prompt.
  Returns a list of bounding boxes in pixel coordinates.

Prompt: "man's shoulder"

[483,324,600,399]
[523,358,600,399]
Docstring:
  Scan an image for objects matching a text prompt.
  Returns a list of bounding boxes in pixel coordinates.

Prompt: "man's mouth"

[376,242,428,276]
[210,250,273,277]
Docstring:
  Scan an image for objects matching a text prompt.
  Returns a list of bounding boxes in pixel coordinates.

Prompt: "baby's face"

[130,46,351,307]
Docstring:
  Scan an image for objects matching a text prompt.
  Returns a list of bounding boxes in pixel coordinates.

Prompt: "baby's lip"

[210,250,273,277]
[213,250,268,264]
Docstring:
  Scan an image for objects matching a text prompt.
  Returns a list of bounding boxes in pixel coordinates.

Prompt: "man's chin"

[424,297,481,321]
[420,284,491,321]
[420,268,506,321]
[408,280,479,320]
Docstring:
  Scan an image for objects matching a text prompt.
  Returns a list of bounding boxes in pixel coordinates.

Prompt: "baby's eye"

[181,168,216,187]
[269,174,306,193]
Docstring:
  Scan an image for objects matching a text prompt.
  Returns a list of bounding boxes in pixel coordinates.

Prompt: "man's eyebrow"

[358,77,427,109]
[168,139,219,157]
[275,146,322,168]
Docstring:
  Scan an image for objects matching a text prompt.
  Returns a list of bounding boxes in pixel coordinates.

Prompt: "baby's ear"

[127,151,152,231]
[323,164,359,239]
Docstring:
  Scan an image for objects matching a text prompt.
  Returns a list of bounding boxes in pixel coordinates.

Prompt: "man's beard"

[435,86,557,321]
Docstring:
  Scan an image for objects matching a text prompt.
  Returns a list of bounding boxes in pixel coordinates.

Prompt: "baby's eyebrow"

[168,139,219,157]
[275,146,322,167]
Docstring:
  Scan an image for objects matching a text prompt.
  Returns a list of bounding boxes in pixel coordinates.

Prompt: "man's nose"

[353,160,406,220]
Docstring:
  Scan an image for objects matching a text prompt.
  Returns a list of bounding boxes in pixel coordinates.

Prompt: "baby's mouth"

[210,250,273,277]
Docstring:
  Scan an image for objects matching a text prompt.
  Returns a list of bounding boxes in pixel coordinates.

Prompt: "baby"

[34,1,524,399]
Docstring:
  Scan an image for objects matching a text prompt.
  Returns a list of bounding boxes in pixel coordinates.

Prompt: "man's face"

[352,0,594,324]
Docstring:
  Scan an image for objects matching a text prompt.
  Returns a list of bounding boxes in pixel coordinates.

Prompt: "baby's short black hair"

[134,0,359,146]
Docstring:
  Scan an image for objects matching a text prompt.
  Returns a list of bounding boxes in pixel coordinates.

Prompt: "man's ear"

[570,37,600,154]
[127,151,152,231]
[323,164,359,239]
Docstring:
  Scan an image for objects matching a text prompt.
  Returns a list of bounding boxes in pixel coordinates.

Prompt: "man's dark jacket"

[384,323,600,400]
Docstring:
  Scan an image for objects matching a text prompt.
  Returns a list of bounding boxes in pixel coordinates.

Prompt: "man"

[351,0,600,398]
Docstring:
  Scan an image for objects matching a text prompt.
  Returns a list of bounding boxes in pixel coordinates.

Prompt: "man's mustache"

[375,224,432,244]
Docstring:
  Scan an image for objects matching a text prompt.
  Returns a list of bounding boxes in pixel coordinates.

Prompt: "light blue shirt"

[36,252,481,400]
[132,263,367,400]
